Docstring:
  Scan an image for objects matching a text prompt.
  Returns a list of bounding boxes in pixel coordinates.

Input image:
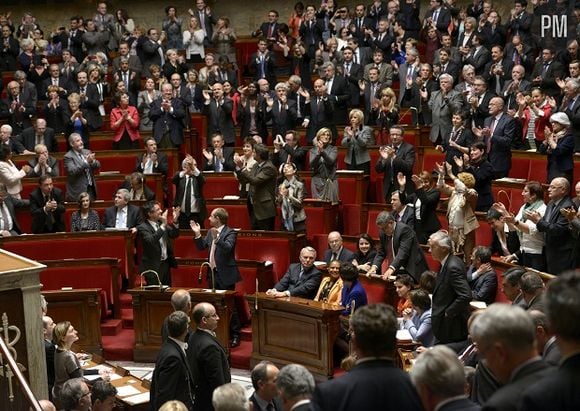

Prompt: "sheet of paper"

[115,385,142,397]
[396,329,412,341]
[123,392,150,405]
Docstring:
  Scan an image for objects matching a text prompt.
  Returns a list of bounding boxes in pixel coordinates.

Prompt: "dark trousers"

[178,213,203,230]
[247,202,275,231]
[144,260,171,286]
[213,275,241,338]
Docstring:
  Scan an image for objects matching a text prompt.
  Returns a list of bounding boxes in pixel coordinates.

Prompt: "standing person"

[428,73,465,145]
[312,304,423,411]
[150,311,195,411]
[250,361,283,411]
[191,207,241,347]
[310,127,338,204]
[428,230,472,344]
[173,155,206,228]
[187,302,231,411]
[0,145,31,198]
[341,108,374,174]
[149,83,186,149]
[109,92,140,150]
[202,82,235,146]
[183,16,205,64]
[27,144,59,178]
[63,133,100,201]
[234,144,277,231]
[368,211,428,283]
[30,175,66,234]
[538,112,575,186]
[135,137,168,176]
[137,202,180,286]
[137,78,161,132]
[162,6,183,50]
[0,183,25,236]
[188,0,217,47]
[277,364,315,411]
[277,162,306,232]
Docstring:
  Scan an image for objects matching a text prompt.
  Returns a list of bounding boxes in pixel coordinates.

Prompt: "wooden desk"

[42,289,103,355]
[246,293,343,379]
[128,287,235,362]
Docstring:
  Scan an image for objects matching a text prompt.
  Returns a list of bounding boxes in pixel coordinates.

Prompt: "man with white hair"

[14,118,58,154]
[559,77,580,152]
[213,383,250,411]
[428,73,465,145]
[411,345,479,411]
[277,364,315,411]
[60,378,92,411]
[267,82,297,138]
[267,246,321,299]
[470,304,552,411]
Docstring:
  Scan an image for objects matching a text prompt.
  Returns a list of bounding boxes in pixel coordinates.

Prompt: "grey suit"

[341,125,375,171]
[428,89,465,143]
[63,149,100,201]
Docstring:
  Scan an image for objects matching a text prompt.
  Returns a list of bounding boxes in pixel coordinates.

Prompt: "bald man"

[14,118,58,154]
[160,289,192,342]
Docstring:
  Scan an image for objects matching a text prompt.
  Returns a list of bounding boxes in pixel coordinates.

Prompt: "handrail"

[0,335,42,411]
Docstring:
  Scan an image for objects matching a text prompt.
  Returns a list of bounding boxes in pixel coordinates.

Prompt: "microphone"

[140,270,164,290]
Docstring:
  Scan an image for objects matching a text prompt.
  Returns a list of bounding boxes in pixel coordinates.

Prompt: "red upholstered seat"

[509,157,530,179]
[359,276,388,304]
[342,204,362,236]
[527,159,547,183]
[421,152,445,175]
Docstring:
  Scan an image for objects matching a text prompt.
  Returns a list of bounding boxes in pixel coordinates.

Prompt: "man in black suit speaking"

[150,311,195,411]
[312,303,423,411]
[266,246,321,299]
[191,207,242,346]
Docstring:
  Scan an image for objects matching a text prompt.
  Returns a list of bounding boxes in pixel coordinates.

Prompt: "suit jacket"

[103,204,143,229]
[531,60,565,97]
[464,46,491,75]
[141,38,164,77]
[71,83,103,131]
[173,172,206,222]
[397,63,420,104]
[112,55,143,74]
[150,338,195,411]
[339,62,364,106]
[149,97,185,146]
[63,149,101,201]
[470,91,496,129]
[202,98,235,145]
[326,76,350,125]
[395,205,415,230]
[409,187,441,244]
[428,89,465,143]
[237,95,268,139]
[203,147,235,172]
[135,151,169,176]
[29,187,66,234]
[341,125,374,165]
[0,195,25,235]
[311,358,423,411]
[323,247,355,264]
[483,58,514,95]
[306,96,335,142]
[482,359,552,411]
[0,36,21,71]
[249,51,277,86]
[186,329,231,411]
[268,98,297,138]
[271,145,307,171]
[538,131,575,182]
[249,393,284,411]
[274,263,322,299]
[14,126,59,153]
[195,225,241,288]
[137,219,179,273]
[375,142,416,200]
[467,268,498,305]
[440,398,481,411]
[372,222,428,283]
[484,114,517,177]
[432,254,471,343]
[536,196,576,275]
[40,76,69,100]
[236,160,278,221]
[427,7,452,33]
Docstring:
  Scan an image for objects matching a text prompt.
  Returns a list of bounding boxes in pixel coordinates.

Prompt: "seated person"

[60,378,92,411]
[91,380,118,411]
[467,246,497,305]
[102,188,143,233]
[314,260,343,304]
[120,172,155,201]
[27,144,59,178]
[266,246,321,298]
[487,208,519,257]
[323,231,355,263]
[0,183,26,236]
[394,273,415,316]
[352,233,377,274]
[402,289,435,347]
[30,176,66,234]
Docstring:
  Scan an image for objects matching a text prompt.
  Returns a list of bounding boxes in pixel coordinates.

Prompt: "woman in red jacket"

[110,92,140,150]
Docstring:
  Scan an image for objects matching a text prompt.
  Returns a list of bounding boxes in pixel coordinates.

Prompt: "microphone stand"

[140,270,164,290]
[199,262,216,293]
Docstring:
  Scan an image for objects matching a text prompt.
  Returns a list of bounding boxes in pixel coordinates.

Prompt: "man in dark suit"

[410,345,480,411]
[113,58,140,106]
[191,207,241,346]
[173,156,206,228]
[149,83,186,149]
[141,28,165,78]
[64,133,100,201]
[202,134,235,172]
[112,41,143,74]
[135,137,169,176]
[527,177,576,275]
[467,77,495,129]
[299,7,323,59]
[531,48,565,98]
[529,310,561,366]
[267,246,321,299]
[428,231,471,344]
[1,81,36,135]
[0,25,21,71]
[470,304,552,411]
[277,364,315,411]
[250,361,283,411]
[424,0,452,34]
[137,202,180,286]
[202,82,235,146]
[272,130,307,171]
[370,19,394,60]
[305,79,335,143]
[0,183,25,236]
[390,190,415,230]
[483,45,514,96]
[463,34,490,76]
[29,175,66,234]
[160,289,192,343]
[41,64,69,101]
[369,211,428,283]
[506,0,534,44]
[208,56,238,90]
[187,302,231,411]
[267,83,297,139]
[350,4,373,44]
[474,97,516,179]
[322,62,350,126]
[375,125,416,200]
[249,39,277,88]
[520,272,546,312]
[103,189,143,232]
[323,231,355,263]
[52,17,85,63]
[560,78,580,152]
[14,119,58,154]
[312,303,423,411]
[339,47,364,107]
[466,246,497,305]
[251,9,280,41]
[520,271,580,411]
[42,315,56,400]
[151,311,195,411]
[235,144,277,231]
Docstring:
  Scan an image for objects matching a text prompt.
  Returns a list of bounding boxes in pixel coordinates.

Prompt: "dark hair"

[544,271,580,341]
[525,181,543,201]
[254,144,270,161]
[502,267,526,286]
[473,246,492,264]
[410,289,431,311]
[0,144,11,161]
[251,360,276,390]
[92,380,117,405]
[471,141,487,154]
[419,271,436,294]
[39,174,52,185]
[167,310,189,338]
[142,201,159,219]
[351,303,398,355]
[395,273,415,288]
[339,262,359,282]
[165,5,176,14]
[520,271,544,294]
[357,233,375,253]
[117,9,129,21]
[486,208,503,221]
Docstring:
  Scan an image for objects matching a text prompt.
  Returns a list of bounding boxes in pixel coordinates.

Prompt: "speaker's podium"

[246,293,344,379]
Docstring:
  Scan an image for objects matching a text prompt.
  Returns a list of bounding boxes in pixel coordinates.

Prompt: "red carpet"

[102,328,135,361]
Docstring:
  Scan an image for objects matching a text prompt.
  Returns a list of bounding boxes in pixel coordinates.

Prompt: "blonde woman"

[372,87,400,142]
[309,127,338,204]
[183,16,205,64]
[341,108,375,174]
[314,260,343,304]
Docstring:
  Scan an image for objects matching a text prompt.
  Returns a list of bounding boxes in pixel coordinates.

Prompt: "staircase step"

[101,319,123,336]
[240,325,252,342]
[120,292,132,309]
[102,329,135,361]
[230,340,252,370]
[121,308,134,328]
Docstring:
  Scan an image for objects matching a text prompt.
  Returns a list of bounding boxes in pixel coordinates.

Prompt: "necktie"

[433,10,439,23]
[298,266,304,281]
[266,403,274,411]
[513,50,521,65]
[214,155,223,172]
[568,98,576,111]
[542,63,550,75]
[45,195,55,228]
[353,52,358,65]
[268,24,274,38]
[345,63,350,75]
[123,72,129,90]
[184,175,192,213]
[331,253,337,261]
